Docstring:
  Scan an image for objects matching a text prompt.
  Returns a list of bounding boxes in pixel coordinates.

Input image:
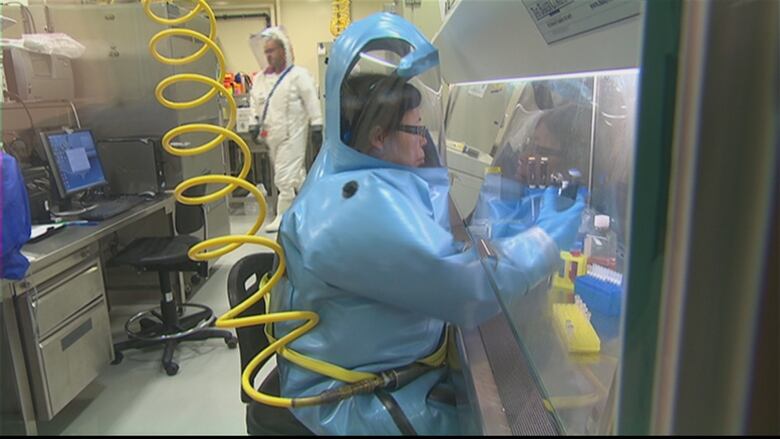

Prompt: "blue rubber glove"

[535,186,586,251]
[471,175,537,238]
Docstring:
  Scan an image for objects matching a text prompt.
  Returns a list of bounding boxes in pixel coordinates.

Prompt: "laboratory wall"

[4,0,443,89]
[274,0,337,87]
[214,3,276,76]
[210,0,446,88]
[398,0,443,41]
[213,0,390,89]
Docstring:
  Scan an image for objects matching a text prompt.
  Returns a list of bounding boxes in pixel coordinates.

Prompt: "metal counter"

[1,195,174,435]
[456,312,560,436]
[20,196,174,281]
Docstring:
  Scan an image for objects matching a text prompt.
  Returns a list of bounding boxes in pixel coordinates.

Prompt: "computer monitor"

[40,129,107,202]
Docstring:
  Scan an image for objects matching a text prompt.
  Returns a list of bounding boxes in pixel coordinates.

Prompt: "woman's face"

[379,107,427,167]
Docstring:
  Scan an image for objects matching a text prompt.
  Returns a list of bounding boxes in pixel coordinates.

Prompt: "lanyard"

[260,65,294,126]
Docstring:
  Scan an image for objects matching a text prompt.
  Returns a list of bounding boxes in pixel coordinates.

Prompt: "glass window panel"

[445,69,640,435]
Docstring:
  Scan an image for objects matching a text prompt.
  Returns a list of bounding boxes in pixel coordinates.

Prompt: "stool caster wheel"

[165,362,179,376]
[225,336,238,349]
[111,351,124,365]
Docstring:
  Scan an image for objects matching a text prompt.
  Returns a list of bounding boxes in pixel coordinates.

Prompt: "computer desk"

[1,195,175,435]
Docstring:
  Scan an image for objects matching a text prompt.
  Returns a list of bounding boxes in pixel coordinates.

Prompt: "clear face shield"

[248,31,269,70]
[251,26,294,72]
[340,39,445,169]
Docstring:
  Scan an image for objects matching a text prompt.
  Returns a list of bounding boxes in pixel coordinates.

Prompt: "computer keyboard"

[80,195,147,221]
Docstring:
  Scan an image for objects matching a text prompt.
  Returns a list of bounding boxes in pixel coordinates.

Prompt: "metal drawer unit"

[15,244,113,421]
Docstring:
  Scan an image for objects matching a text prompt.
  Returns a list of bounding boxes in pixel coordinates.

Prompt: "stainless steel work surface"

[479,313,560,436]
[455,325,512,435]
[456,313,559,436]
[20,196,174,277]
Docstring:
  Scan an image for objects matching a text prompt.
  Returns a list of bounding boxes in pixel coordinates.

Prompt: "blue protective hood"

[318,13,438,168]
[299,12,445,205]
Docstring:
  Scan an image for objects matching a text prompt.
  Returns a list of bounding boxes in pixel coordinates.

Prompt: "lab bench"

[1,195,174,435]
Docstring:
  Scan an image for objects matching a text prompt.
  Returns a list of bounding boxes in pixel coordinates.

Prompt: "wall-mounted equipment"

[2,47,75,101]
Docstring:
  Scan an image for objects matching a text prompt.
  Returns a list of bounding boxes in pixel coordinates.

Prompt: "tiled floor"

[38,210,277,435]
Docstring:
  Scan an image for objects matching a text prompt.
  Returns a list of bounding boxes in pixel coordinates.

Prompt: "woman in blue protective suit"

[267,12,585,435]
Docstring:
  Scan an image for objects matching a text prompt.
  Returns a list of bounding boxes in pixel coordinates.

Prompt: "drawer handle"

[37,265,99,299]
[60,318,93,351]
[26,285,41,341]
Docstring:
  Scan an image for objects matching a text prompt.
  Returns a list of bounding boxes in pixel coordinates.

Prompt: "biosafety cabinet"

[437,0,777,436]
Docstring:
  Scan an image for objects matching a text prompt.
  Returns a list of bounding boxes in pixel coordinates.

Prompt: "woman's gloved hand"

[534,186,586,251]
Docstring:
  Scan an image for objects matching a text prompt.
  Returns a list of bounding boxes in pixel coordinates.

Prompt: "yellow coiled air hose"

[330,0,351,37]
[141,0,441,410]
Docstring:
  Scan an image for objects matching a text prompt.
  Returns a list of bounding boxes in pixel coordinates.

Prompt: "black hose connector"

[299,363,438,407]
[381,363,436,391]
[308,377,384,406]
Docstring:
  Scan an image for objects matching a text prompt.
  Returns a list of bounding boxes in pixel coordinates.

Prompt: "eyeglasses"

[396,125,429,137]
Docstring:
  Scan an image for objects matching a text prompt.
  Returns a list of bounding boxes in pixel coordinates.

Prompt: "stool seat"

[111,235,201,272]
[109,184,237,376]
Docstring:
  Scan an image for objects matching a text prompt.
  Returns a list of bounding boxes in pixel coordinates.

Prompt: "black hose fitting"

[300,363,438,406]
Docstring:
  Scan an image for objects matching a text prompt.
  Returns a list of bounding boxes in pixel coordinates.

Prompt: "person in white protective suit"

[249,27,323,233]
